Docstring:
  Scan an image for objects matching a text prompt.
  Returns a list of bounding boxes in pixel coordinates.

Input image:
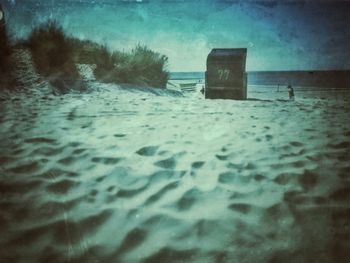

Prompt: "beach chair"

[205,48,247,100]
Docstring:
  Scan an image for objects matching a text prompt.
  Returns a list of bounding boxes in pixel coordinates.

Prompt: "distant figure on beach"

[200,85,205,94]
[287,85,294,100]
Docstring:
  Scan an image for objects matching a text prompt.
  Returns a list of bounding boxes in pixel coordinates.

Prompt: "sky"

[1,0,350,71]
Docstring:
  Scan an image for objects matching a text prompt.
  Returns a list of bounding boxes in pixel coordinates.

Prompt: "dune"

[0,52,350,262]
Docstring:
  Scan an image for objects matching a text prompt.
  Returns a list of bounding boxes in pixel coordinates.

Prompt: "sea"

[170,70,350,89]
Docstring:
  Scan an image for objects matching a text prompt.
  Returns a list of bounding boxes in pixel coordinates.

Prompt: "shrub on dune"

[25,20,83,92]
[24,20,169,90]
[122,45,169,88]
[89,45,119,82]
[72,40,169,88]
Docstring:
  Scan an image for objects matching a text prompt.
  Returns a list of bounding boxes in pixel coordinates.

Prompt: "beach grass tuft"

[6,19,169,91]
[24,20,84,92]
[71,40,169,88]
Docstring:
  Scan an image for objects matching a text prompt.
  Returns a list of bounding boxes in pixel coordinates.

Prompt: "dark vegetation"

[24,20,169,90]
[0,24,11,71]
[0,6,14,88]
[24,20,85,92]
[1,18,169,91]
[71,38,169,88]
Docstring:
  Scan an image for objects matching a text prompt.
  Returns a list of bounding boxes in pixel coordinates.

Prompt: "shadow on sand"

[246,98,274,102]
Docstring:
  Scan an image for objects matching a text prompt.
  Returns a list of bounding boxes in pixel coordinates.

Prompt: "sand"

[0,58,350,262]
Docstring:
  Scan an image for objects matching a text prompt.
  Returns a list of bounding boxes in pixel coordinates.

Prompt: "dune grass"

[24,20,84,92]
[70,32,169,88]
[95,44,169,88]
[14,20,169,91]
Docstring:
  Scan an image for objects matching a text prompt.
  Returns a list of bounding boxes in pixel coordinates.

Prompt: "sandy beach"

[0,62,349,262]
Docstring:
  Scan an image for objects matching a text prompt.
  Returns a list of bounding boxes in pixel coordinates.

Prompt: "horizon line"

[170,69,350,73]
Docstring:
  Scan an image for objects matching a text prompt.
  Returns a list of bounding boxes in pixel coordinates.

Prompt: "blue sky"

[2,0,350,71]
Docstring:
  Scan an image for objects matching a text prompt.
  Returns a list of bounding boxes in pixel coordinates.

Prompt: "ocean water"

[170,71,350,89]
[170,72,205,80]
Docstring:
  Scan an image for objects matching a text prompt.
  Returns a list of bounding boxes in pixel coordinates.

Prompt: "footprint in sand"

[32,146,64,156]
[149,170,186,184]
[254,174,266,181]
[72,148,87,155]
[89,189,98,196]
[114,228,147,257]
[95,176,105,182]
[39,168,78,179]
[290,141,304,147]
[116,185,148,198]
[154,157,176,169]
[265,134,273,141]
[304,128,316,132]
[228,203,252,214]
[58,156,82,165]
[144,181,179,206]
[107,186,115,192]
[215,154,229,161]
[221,146,228,152]
[114,134,126,138]
[81,122,92,129]
[24,137,57,144]
[67,142,82,148]
[47,179,79,194]
[136,146,159,156]
[218,172,235,184]
[8,161,41,174]
[91,157,123,165]
[191,161,205,169]
[176,188,201,211]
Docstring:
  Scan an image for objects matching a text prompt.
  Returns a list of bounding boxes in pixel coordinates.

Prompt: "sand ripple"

[0,86,350,262]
